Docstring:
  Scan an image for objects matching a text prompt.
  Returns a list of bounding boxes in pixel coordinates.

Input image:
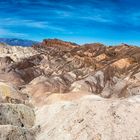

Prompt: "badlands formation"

[0,39,140,140]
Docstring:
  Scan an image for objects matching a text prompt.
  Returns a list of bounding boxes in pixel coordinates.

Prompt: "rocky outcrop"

[0,82,27,103]
[0,103,35,127]
[0,81,38,140]
[0,45,38,62]
[0,125,35,140]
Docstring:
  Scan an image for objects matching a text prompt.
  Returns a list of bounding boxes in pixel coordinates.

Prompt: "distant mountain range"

[0,38,39,47]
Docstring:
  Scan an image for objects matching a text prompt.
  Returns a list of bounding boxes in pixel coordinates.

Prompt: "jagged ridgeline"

[0,39,140,139]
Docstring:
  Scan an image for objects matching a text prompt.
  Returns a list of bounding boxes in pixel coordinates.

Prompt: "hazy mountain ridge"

[0,39,140,140]
[0,38,39,47]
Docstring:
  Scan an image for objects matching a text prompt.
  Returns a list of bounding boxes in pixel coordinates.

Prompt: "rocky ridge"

[0,39,140,140]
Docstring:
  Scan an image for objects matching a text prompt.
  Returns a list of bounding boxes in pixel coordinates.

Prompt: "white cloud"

[80,15,113,23]
[0,18,66,31]
[0,18,47,28]
[0,28,28,37]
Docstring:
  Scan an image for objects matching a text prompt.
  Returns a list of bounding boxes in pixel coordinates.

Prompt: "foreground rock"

[0,125,35,140]
[36,95,140,140]
[0,103,35,128]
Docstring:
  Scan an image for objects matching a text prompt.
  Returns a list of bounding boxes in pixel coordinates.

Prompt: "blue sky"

[0,0,140,45]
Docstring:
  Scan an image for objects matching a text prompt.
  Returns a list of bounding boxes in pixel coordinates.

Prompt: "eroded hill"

[0,39,140,140]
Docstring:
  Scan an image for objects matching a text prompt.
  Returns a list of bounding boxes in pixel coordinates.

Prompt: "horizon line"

[0,37,140,47]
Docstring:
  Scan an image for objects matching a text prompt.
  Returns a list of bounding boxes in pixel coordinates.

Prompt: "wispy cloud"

[0,0,140,45]
[0,28,28,37]
[0,18,66,32]
[0,18,47,28]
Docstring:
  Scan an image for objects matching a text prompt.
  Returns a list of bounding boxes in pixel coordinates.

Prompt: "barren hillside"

[0,39,140,140]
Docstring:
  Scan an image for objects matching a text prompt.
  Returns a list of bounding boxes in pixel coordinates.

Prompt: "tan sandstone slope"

[0,39,140,140]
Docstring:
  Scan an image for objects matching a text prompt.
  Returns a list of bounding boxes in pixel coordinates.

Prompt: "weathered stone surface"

[35,95,140,140]
[0,103,35,128]
[0,45,37,62]
[0,82,27,104]
[0,125,35,140]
